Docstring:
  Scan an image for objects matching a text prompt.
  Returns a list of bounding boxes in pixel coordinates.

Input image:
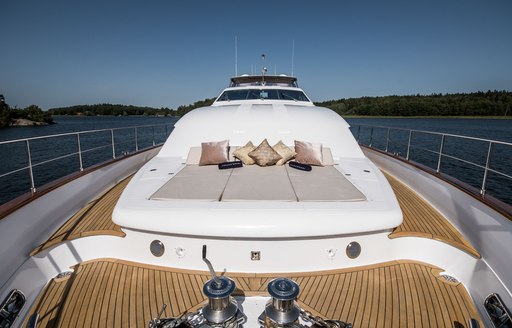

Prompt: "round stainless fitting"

[202,276,238,324]
[265,278,300,325]
[346,241,361,259]
[268,278,299,301]
[150,240,165,257]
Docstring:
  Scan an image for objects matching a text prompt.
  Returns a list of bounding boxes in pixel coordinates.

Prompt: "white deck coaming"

[113,156,402,237]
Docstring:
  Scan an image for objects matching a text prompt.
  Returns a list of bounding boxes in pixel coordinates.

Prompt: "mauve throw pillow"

[249,139,282,166]
[199,140,229,166]
[294,140,323,166]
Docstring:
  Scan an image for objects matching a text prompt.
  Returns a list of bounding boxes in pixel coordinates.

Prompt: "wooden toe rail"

[385,173,480,258]
[30,177,130,256]
[25,259,482,327]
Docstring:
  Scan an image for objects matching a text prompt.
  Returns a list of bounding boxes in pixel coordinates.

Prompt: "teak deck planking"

[384,173,480,258]
[30,177,130,256]
[24,258,482,327]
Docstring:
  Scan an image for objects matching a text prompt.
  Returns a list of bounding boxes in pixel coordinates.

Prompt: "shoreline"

[341,115,512,119]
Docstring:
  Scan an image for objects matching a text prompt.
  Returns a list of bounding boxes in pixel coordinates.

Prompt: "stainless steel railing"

[351,124,512,204]
[0,123,172,203]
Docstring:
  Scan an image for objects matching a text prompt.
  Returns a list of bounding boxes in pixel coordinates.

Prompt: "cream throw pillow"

[273,140,296,166]
[249,139,282,166]
[198,140,229,166]
[294,140,323,166]
[233,141,256,165]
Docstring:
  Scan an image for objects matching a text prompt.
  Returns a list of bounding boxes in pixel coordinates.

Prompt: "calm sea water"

[0,116,510,205]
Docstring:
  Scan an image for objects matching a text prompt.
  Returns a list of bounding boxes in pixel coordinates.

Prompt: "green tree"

[0,94,13,127]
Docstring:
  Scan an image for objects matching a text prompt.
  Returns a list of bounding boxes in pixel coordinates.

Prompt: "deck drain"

[440,274,459,283]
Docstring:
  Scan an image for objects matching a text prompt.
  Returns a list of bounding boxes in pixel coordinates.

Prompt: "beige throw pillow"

[273,140,297,165]
[294,140,323,166]
[249,139,282,166]
[233,141,256,165]
[198,140,229,166]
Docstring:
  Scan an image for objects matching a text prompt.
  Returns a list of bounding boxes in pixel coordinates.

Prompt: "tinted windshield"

[217,89,310,102]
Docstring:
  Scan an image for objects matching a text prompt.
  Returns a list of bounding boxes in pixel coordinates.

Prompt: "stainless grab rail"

[0,123,172,201]
[351,124,512,203]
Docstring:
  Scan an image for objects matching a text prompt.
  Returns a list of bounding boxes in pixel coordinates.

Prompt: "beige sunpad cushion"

[221,165,297,201]
[287,166,366,202]
[151,165,232,201]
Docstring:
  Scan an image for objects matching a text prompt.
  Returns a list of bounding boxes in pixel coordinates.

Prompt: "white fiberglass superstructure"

[113,75,402,242]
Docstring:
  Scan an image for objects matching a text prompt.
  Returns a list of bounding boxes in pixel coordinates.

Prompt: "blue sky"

[1,0,511,110]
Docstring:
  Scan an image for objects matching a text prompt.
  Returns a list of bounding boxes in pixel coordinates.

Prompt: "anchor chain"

[149,304,245,328]
[299,309,352,328]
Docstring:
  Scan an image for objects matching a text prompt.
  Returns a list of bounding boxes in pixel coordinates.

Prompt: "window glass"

[217,89,309,102]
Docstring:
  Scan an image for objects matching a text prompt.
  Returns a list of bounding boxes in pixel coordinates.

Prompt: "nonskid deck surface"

[24,258,482,327]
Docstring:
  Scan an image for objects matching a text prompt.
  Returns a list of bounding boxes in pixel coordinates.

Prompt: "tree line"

[315,90,512,117]
[2,90,510,128]
[48,104,174,116]
[0,94,53,127]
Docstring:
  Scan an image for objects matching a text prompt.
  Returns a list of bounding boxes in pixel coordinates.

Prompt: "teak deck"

[25,258,482,327]
[384,173,480,258]
[30,177,130,256]
[24,172,485,326]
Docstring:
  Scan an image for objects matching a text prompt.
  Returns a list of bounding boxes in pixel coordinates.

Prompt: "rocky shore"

[10,118,50,126]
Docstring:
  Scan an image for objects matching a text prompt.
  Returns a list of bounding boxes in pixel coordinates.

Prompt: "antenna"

[261,54,267,84]
[291,40,295,76]
[235,36,238,77]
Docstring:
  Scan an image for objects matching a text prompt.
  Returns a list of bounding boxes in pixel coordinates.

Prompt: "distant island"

[48,104,174,117]
[0,95,53,127]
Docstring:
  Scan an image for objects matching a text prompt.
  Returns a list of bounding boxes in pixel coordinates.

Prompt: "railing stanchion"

[77,134,83,171]
[111,129,116,159]
[436,135,445,173]
[152,126,155,146]
[406,130,412,160]
[357,125,361,143]
[481,141,493,196]
[385,128,390,152]
[135,127,139,152]
[369,127,374,147]
[25,140,36,193]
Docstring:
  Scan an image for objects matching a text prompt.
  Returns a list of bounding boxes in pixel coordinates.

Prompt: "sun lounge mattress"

[287,166,366,201]
[150,164,366,202]
[221,165,297,201]
[151,165,232,201]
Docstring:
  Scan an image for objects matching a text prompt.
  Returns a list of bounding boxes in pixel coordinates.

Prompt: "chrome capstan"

[264,278,300,326]
[201,245,239,324]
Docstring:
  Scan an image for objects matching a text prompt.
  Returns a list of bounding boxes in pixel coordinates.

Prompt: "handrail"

[352,124,512,147]
[0,123,173,205]
[351,124,512,205]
